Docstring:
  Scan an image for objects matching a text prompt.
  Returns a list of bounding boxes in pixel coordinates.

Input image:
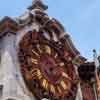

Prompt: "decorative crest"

[28,0,48,10]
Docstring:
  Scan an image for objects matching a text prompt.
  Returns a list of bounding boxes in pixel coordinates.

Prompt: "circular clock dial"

[18,32,77,100]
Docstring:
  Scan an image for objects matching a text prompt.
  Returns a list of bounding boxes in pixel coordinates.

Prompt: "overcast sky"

[0,0,100,61]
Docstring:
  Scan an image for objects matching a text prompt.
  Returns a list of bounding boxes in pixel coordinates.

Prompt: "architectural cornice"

[0,16,21,38]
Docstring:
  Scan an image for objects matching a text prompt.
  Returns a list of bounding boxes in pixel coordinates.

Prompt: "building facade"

[0,0,100,100]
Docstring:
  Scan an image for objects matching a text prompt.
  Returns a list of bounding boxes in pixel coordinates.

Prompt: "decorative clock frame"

[17,1,85,99]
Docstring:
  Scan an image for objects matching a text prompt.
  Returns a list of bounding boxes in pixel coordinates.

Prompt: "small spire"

[93,49,100,69]
[28,0,48,11]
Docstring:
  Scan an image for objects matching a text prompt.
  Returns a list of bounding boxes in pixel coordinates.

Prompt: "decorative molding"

[0,16,21,38]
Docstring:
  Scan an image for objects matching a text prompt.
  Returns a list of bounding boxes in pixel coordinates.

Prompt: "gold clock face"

[18,32,77,100]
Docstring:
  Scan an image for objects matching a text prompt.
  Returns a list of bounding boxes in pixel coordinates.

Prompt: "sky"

[0,0,100,61]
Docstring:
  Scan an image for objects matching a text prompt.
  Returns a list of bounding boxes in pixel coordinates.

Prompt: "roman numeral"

[45,45,51,55]
[50,85,55,94]
[31,58,38,64]
[37,70,42,79]
[32,49,40,57]
[42,79,48,90]
[59,62,64,66]
[60,80,67,90]
[37,44,42,53]
[62,72,71,80]
[57,86,62,94]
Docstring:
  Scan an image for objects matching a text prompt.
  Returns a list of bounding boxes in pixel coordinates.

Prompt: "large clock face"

[18,31,77,100]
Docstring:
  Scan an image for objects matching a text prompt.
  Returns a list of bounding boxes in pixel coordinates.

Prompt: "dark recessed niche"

[0,85,3,98]
[78,63,95,81]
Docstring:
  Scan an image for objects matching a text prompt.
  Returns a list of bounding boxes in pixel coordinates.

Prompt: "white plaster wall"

[0,33,35,100]
[0,11,40,99]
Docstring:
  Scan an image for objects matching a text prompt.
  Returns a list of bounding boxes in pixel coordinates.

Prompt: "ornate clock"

[18,30,78,100]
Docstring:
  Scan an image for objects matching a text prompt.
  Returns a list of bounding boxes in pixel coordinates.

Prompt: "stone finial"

[28,0,48,10]
[93,49,96,53]
[32,0,42,3]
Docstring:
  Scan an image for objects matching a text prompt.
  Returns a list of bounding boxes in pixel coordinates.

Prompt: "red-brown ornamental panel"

[18,31,78,100]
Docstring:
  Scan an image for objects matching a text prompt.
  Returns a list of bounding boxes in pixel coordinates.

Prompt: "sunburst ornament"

[18,31,78,100]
